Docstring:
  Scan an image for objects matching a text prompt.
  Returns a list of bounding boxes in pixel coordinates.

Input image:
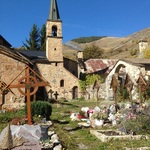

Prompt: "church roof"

[19,50,46,58]
[48,0,60,20]
[18,50,48,63]
[0,45,33,65]
[0,35,12,48]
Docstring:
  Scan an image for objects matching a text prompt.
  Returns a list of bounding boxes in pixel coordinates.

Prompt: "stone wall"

[105,60,150,100]
[46,37,63,62]
[0,54,26,104]
[64,59,78,78]
[36,63,80,100]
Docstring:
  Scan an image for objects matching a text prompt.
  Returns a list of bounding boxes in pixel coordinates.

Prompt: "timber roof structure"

[0,45,33,65]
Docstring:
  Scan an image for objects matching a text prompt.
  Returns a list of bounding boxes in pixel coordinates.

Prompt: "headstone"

[41,117,46,123]
[54,91,59,100]
[40,125,49,141]
[0,123,13,149]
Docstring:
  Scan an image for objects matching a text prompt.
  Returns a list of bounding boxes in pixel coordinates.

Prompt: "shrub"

[83,44,104,60]
[118,87,129,101]
[130,49,138,56]
[118,49,122,53]
[25,101,52,120]
[0,113,13,123]
[143,46,150,58]
[123,108,150,135]
[145,79,150,99]
[77,97,85,101]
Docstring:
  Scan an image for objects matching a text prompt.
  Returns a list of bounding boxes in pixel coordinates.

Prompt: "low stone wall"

[90,129,149,143]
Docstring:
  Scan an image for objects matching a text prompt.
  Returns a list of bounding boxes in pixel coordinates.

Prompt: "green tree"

[143,46,150,58]
[23,24,40,51]
[79,74,103,92]
[40,24,46,51]
[83,44,104,60]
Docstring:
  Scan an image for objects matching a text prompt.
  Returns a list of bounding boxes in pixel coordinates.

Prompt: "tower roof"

[48,0,60,20]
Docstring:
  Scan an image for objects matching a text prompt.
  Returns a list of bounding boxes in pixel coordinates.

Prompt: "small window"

[60,80,64,87]
[52,25,57,37]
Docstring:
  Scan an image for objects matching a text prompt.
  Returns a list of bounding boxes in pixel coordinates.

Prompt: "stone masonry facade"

[0,53,26,104]
[105,60,150,100]
[36,63,80,100]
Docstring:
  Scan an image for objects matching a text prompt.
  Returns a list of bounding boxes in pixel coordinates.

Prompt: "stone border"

[90,129,149,142]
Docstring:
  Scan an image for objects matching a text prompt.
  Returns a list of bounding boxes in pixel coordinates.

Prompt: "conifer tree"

[40,24,46,51]
[23,24,40,51]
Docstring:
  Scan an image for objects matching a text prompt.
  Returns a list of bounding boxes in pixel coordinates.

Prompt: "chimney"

[138,40,148,58]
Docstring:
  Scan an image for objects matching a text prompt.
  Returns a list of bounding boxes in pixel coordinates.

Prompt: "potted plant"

[91,112,107,126]
[78,111,85,119]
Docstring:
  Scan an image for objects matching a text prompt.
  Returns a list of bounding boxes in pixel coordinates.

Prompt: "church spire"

[48,0,60,20]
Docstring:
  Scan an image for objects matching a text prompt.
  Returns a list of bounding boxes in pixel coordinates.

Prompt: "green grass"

[50,100,150,150]
[0,109,26,132]
[0,100,150,150]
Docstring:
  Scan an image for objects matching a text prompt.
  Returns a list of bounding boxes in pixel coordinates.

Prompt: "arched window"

[60,80,64,87]
[52,25,57,36]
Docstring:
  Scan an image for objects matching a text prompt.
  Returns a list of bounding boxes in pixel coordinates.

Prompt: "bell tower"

[46,0,63,62]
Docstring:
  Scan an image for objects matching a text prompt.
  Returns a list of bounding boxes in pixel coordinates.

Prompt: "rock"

[78,122,90,128]
[48,131,55,136]
[70,113,80,121]
[95,119,104,126]
[50,134,59,143]
[53,144,62,150]
[124,147,150,150]
[77,143,89,149]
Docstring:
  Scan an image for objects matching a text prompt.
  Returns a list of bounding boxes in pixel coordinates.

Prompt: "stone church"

[2,0,148,108]
[0,0,81,107]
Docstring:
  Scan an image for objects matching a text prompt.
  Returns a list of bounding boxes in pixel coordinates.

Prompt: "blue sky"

[0,0,150,48]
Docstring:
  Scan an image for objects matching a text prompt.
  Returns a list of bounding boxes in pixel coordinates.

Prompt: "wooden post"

[110,74,119,113]
[26,67,32,125]
[124,74,134,114]
[3,66,50,125]
[96,88,99,106]
[136,74,147,105]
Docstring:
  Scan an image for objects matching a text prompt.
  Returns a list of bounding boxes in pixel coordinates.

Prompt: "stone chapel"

[0,0,81,107]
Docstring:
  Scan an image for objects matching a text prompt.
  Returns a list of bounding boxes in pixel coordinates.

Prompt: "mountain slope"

[63,27,150,59]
